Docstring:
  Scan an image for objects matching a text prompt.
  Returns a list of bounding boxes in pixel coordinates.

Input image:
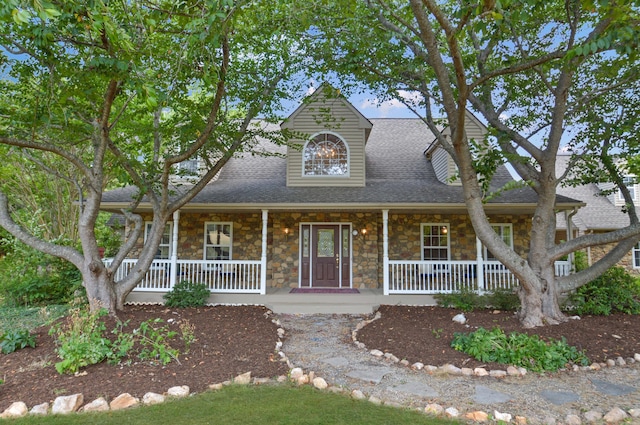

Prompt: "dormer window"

[303,132,349,176]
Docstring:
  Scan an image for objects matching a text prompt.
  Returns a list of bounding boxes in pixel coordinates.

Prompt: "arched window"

[303,133,349,176]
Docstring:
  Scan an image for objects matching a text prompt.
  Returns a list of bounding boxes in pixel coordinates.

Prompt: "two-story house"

[101,85,581,312]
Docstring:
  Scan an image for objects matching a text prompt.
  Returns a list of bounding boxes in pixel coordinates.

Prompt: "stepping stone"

[590,378,636,396]
[391,381,439,398]
[321,356,351,368]
[346,366,390,384]
[540,390,580,405]
[474,385,513,404]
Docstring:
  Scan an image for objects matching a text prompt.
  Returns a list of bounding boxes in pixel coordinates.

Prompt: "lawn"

[3,385,460,425]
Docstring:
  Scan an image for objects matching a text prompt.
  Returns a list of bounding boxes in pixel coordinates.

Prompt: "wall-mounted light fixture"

[284,227,290,241]
[441,226,448,235]
[361,228,368,239]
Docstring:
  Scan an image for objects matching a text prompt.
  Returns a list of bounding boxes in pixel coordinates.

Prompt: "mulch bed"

[2,304,640,412]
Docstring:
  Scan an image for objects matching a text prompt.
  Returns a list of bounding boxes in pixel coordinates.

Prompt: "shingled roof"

[101,119,581,212]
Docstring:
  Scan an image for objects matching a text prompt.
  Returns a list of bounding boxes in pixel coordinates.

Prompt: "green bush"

[163,280,210,308]
[451,327,589,372]
[565,266,640,315]
[483,287,521,311]
[435,287,521,311]
[0,329,36,354]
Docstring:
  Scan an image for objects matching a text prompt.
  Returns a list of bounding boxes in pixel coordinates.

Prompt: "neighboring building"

[555,154,640,273]
[101,86,580,310]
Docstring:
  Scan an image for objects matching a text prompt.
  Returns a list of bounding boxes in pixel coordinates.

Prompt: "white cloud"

[357,90,422,118]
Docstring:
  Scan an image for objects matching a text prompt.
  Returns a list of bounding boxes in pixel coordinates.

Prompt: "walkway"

[278,313,640,424]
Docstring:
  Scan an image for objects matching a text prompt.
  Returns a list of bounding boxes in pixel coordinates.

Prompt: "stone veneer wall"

[128,211,533,290]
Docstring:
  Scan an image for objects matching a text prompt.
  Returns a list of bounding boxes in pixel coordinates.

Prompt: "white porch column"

[382,209,389,295]
[260,209,268,295]
[169,210,180,289]
[475,237,485,292]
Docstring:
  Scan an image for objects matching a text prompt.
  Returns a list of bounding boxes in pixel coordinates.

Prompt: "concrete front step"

[126,289,437,315]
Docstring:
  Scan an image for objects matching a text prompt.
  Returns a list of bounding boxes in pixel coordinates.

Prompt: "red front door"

[312,225,340,287]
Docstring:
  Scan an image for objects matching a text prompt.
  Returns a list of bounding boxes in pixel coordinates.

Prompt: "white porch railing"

[388,260,571,294]
[104,259,262,293]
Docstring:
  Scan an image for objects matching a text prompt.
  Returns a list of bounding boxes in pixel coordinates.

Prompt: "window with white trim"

[484,224,513,261]
[204,222,232,260]
[633,243,640,268]
[145,222,173,259]
[303,132,349,176]
[618,175,637,202]
[421,224,450,260]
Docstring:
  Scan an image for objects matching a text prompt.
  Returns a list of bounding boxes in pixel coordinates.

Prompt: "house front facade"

[101,86,580,306]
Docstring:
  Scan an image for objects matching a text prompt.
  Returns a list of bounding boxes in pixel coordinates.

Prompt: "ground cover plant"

[162,281,210,308]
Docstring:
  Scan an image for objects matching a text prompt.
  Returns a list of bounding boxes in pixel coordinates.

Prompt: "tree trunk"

[83,257,118,314]
[517,266,567,328]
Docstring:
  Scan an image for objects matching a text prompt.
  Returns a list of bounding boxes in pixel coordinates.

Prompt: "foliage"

[434,287,520,311]
[451,327,589,372]
[0,329,36,354]
[0,305,69,332]
[49,308,114,374]
[163,281,210,308]
[565,267,640,316]
[49,307,190,374]
[0,236,83,307]
[573,251,588,273]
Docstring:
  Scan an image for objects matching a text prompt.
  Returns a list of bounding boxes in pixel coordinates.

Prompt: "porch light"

[284,227,290,240]
[361,228,367,238]
[441,226,448,235]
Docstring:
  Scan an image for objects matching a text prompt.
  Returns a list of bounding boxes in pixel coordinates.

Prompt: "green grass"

[4,385,460,425]
[0,305,69,332]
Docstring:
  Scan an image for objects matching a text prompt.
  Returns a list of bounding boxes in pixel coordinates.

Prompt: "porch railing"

[388,260,571,294]
[104,259,262,293]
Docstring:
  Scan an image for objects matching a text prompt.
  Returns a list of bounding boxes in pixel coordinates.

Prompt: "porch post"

[382,209,389,295]
[169,209,180,289]
[475,237,485,293]
[260,209,268,295]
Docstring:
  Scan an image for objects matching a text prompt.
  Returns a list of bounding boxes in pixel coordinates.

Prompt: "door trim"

[299,222,352,288]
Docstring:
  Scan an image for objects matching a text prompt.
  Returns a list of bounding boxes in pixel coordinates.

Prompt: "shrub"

[163,280,210,308]
[434,287,482,312]
[0,329,36,354]
[565,266,640,315]
[451,327,589,372]
[483,287,520,311]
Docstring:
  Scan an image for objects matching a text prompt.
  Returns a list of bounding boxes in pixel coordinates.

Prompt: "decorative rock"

[518,367,527,376]
[515,416,527,425]
[494,410,512,422]
[465,411,489,422]
[606,359,616,367]
[355,342,366,349]
[142,392,165,405]
[412,362,424,370]
[297,375,310,385]
[441,364,462,375]
[445,407,460,418]
[1,402,28,418]
[452,313,467,324]
[565,414,581,425]
[424,403,443,415]
[312,377,328,390]
[474,367,489,377]
[400,359,410,366]
[629,409,640,418]
[233,372,252,385]
[52,394,84,414]
[30,403,50,415]
[615,357,626,366]
[603,407,628,423]
[290,367,304,379]
[209,383,224,390]
[277,375,288,383]
[635,353,640,362]
[253,377,271,385]
[425,365,438,373]
[82,397,110,412]
[507,366,520,376]
[489,370,507,378]
[583,410,603,423]
[167,385,190,397]
[387,354,400,363]
[368,396,382,405]
[351,389,366,400]
[461,367,474,376]
[370,349,384,357]
[277,328,285,338]
[109,393,139,410]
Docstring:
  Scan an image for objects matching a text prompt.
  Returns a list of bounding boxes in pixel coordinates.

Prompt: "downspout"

[169,209,180,289]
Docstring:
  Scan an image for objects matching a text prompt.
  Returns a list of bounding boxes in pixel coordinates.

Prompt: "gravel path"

[278,313,640,424]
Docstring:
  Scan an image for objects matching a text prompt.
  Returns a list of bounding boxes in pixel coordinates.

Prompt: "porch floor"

[126,288,437,314]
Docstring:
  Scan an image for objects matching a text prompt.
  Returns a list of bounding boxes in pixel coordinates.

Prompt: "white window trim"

[421,223,451,261]
[617,175,637,204]
[633,243,640,269]
[484,223,514,261]
[203,222,233,261]
[144,222,173,259]
[301,131,350,178]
